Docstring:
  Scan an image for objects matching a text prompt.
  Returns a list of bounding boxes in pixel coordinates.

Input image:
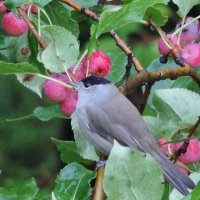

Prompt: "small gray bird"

[70,75,195,195]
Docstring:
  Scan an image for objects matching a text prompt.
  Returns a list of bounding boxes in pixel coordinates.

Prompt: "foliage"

[0,0,200,200]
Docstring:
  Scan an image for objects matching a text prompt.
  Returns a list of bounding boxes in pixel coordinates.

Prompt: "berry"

[67,55,87,81]
[181,43,200,67]
[2,12,28,36]
[176,17,200,42]
[60,91,78,116]
[20,4,38,14]
[44,73,69,103]
[176,139,200,165]
[89,50,111,76]
[157,138,175,155]
[158,34,178,56]
[0,1,7,13]
[159,55,168,64]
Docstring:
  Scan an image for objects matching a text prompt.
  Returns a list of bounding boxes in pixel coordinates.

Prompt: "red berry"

[157,138,175,155]
[2,12,28,36]
[44,73,69,103]
[158,34,178,56]
[67,55,87,81]
[177,139,200,165]
[20,4,38,14]
[0,1,7,13]
[30,5,38,14]
[181,43,200,67]
[89,50,111,76]
[60,91,78,116]
[176,17,200,42]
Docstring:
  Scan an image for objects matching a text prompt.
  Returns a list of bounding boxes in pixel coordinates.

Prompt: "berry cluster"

[0,2,37,37]
[157,137,200,174]
[44,50,112,116]
[158,17,200,67]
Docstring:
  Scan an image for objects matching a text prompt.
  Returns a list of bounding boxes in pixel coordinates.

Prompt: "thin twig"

[173,117,200,161]
[59,0,144,72]
[17,8,47,49]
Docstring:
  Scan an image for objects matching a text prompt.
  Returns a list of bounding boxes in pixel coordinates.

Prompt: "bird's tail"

[152,150,195,195]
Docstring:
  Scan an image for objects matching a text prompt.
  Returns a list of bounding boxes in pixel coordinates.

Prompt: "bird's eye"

[83,82,92,88]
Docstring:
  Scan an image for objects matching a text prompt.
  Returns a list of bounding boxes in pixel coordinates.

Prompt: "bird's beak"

[68,82,79,90]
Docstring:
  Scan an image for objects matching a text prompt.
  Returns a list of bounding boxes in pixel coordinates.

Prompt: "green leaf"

[150,88,200,138]
[0,178,39,200]
[169,172,200,200]
[96,0,169,37]
[181,182,200,200]
[5,0,52,9]
[33,105,67,121]
[88,24,99,56]
[152,91,181,137]
[44,1,79,38]
[41,25,79,73]
[53,163,95,200]
[6,105,66,122]
[52,138,92,165]
[172,77,200,95]
[144,5,168,26]
[4,32,30,63]
[0,61,39,74]
[104,141,164,200]
[28,30,44,72]
[71,113,99,161]
[143,116,159,138]
[16,74,44,97]
[172,0,200,18]
[154,88,200,126]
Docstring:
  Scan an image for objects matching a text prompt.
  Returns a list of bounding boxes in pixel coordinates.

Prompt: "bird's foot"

[95,160,107,170]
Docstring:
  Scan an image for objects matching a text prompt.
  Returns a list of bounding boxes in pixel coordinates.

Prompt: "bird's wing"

[86,93,159,154]
[76,109,114,156]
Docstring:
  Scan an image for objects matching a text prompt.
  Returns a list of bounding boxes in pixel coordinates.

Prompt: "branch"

[173,117,200,161]
[17,8,47,49]
[92,153,106,200]
[59,0,144,72]
[118,67,200,91]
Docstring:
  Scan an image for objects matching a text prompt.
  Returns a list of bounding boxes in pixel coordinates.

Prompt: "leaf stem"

[35,73,73,89]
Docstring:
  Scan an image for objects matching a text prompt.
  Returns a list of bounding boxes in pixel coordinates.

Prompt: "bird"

[69,75,195,195]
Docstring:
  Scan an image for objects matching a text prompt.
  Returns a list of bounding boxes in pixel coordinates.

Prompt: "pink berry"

[181,43,200,67]
[158,34,178,56]
[67,55,87,81]
[175,162,189,175]
[177,139,200,165]
[20,4,38,14]
[60,91,78,116]
[30,5,38,14]
[89,50,111,76]
[0,1,7,13]
[157,138,175,155]
[44,73,69,103]
[176,17,200,42]
[2,12,28,36]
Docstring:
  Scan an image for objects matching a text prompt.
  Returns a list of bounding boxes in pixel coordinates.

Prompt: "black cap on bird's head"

[69,76,111,90]
[81,76,111,88]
